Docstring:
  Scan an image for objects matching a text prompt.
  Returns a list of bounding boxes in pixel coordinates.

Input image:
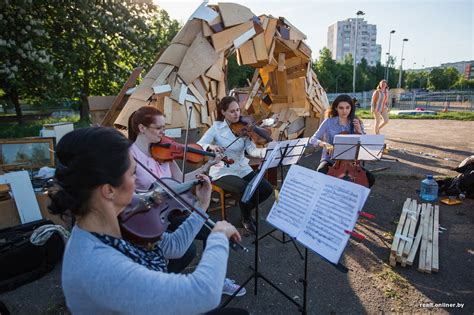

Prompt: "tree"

[0,0,58,123]
[46,1,180,121]
[226,54,254,90]
[0,1,180,123]
[313,48,339,92]
[428,67,459,90]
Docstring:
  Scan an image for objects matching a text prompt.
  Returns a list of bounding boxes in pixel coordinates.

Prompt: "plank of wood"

[152,84,172,94]
[145,63,167,80]
[390,198,411,255]
[208,98,217,113]
[157,43,188,67]
[432,205,440,272]
[151,64,175,87]
[189,2,219,22]
[178,83,188,105]
[234,27,256,49]
[278,53,286,72]
[238,40,257,65]
[264,18,277,51]
[210,80,217,98]
[202,20,214,37]
[193,77,208,98]
[211,20,254,52]
[178,34,219,85]
[164,96,173,124]
[200,101,210,125]
[425,203,434,273]
[218,2,254,28]
[253,33,268,61]
[104,67,143,127]
[418,204,431,272]
[403,202,421,257]
[244,78,261,110]
[297,40,312,59]
[171,18,202,46]
[279,17,307,40]
[397,199,416,258]
[217,80,226,100]
[389,252,397,267]
[206,53,225,81]
[188,83,206,106]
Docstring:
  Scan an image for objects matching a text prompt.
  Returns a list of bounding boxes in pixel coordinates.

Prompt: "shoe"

[222,278,246,297]
[242,218,256,233]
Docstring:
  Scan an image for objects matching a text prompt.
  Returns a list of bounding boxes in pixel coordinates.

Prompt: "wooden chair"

[209,184,239,221]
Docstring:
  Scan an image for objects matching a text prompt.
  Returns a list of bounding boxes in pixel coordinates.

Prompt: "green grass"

[356,109,474,120]
[0,116,89,139]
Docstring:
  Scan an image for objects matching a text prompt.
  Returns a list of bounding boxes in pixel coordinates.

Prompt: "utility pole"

[397,38,409,89]
[385,30,396,81]
[352,10,365,95]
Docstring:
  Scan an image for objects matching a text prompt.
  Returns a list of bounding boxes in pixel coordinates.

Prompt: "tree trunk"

[79,71,90,122]
[9,89,23,124]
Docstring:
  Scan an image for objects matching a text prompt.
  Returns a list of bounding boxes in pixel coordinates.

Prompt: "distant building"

[464,63,474,80]
[440,60,474,74]
[327,18,382,66]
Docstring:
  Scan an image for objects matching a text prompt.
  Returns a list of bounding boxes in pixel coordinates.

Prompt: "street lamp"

[352,10,365,95]
[397,38,409,88]
[385,30,396,81]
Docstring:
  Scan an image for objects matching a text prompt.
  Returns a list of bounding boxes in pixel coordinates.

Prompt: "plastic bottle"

[420,175,438,202]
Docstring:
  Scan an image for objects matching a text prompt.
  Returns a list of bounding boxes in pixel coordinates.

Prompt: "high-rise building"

[327,18,381,66]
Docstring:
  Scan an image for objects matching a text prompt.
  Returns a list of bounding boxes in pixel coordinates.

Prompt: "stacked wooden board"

[389,198,440,273]
[113,2,329,137]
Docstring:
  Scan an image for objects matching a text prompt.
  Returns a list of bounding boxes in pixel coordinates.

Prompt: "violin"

[229,116,273,146]
[326,117,369,188]
[150,136,234,166]
[119,157,248,251]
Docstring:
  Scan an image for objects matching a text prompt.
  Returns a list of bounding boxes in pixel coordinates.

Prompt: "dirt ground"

[0,119,473,314]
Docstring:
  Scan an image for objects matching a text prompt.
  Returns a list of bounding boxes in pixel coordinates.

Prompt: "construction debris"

[389,198,439,273]
[112,3,329,138]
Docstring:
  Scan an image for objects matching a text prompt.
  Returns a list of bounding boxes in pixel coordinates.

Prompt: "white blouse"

[197,121,266,180]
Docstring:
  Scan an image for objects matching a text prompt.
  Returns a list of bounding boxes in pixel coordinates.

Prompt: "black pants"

[317,160,375,188]
[166,212,211,273]
[213,171,273,220]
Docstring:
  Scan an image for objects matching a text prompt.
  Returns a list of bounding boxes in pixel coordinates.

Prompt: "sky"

[155,0,473,69]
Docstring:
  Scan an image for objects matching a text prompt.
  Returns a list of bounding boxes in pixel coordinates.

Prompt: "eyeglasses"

[147,125,165,131]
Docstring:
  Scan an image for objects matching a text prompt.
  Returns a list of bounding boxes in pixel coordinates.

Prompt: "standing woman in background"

[48,127,247,314]
[371,79,390,134]
[197,96,273,233]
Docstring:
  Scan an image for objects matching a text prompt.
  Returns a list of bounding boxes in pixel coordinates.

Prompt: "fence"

[326,90,474,112]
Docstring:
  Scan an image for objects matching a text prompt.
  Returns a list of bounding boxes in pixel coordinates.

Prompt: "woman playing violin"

[197,96,273,233]
[49,127,247,314]
[309,94,375,187]
[128,106,245,296]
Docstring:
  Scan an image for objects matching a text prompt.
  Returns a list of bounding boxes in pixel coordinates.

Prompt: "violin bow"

[133,157,248,252]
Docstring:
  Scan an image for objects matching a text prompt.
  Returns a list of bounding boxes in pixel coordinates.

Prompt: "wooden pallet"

[389,199,439,273]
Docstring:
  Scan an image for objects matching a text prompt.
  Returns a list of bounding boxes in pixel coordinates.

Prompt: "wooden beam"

[218,2,254,28]
[432,205,440,272]
[102,67,143,127]
[390,198,411,255]
[211,20,254,52]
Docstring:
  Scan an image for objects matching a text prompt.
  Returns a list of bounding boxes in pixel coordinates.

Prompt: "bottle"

[420,175,439,202]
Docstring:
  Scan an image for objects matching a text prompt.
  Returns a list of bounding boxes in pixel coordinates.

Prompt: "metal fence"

[326,90,474,111]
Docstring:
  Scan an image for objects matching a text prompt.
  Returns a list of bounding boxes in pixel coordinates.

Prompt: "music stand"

[332,134,385,162]
[221,139,346,314]
[257,138,310,259]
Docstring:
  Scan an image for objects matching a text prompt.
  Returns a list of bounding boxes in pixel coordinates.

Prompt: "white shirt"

[197,121,266,180]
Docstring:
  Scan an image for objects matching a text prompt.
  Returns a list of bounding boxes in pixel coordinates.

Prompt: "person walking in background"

[371,80,390,134]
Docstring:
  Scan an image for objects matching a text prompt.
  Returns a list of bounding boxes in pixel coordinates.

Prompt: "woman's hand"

[207,152,224,167]
[194,174,212,210]
[320,141,334,154]
[208,144,225,154]
[212,220,242,243]
[353,119,363,134]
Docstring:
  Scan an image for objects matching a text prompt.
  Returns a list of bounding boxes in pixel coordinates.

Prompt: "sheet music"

[267,165,370,264]
[332,134,385,161]
[265,138,309,168]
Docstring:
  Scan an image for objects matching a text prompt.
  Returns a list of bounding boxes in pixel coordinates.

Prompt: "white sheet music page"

[266,165,370,264]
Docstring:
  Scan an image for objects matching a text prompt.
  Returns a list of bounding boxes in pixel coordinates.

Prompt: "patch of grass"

[384,287,400,299]
[356,109,474,120]
[0,116,87,139]
[378,266,408,287]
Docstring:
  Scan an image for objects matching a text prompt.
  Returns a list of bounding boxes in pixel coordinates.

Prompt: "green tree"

[313,47,339,92]
[46,1,180,121]
[227,54,254,90]
[0,0,58,123]
[428,67,459,90]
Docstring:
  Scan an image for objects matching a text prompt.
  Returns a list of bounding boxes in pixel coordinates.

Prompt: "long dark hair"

[327,94,356,119]
[128,106,163,141]
[48,127,132,218]
[216,96,238,121]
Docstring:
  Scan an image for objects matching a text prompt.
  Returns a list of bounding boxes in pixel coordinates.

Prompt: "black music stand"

[256,138,310,259]
[221,141,349,314]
